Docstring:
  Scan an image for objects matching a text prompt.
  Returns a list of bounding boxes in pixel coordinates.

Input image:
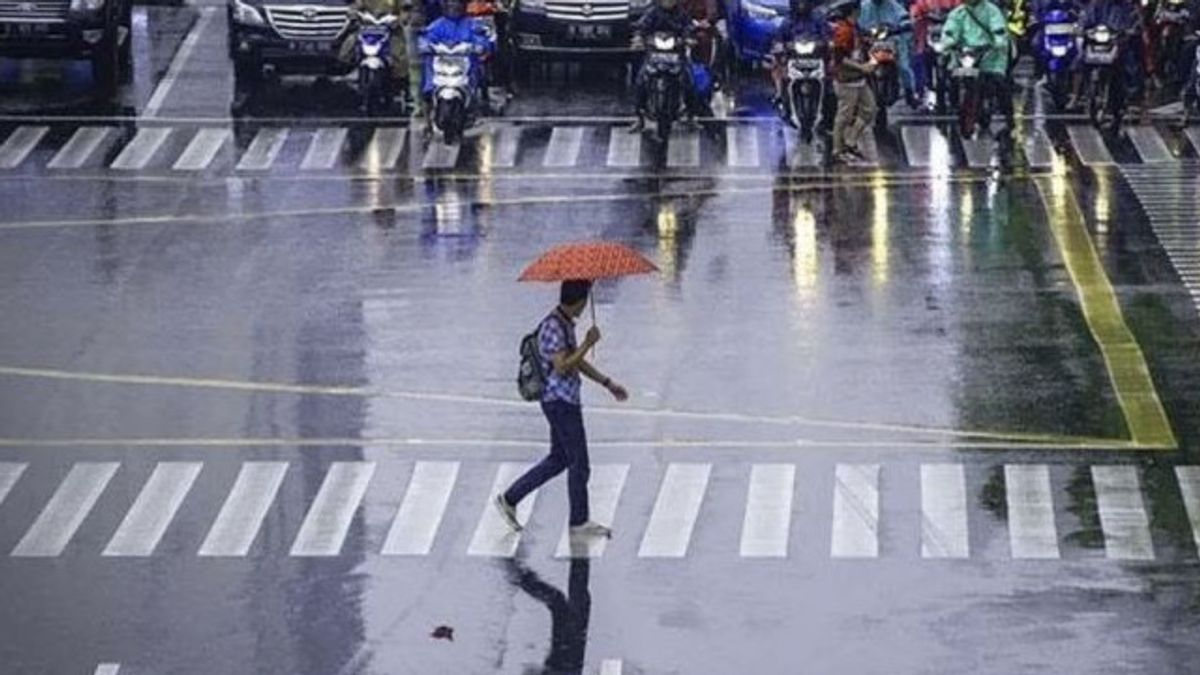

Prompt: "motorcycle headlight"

[231,0,266,26]
[1049,45,1068,56]
[70,0,105,12]
[961,54,977,67]
[743,0,779,20]
[794,40,816,55]
[653,34,677,50]
[362,42,382,56]
[1093,26,1111,43]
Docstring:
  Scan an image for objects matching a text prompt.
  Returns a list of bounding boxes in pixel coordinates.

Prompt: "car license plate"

[569,24,611,40]
[287,40,332,53]
[1,22,52,38]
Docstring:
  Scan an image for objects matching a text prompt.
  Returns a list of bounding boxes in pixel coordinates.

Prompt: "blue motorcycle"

[1032,3,1079,112]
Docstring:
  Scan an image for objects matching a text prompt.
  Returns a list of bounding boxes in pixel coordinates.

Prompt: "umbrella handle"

[589,291,598,361]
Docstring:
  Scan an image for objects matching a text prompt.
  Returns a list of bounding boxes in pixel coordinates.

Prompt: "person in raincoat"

[418,0,494,102]
[937,0,1015,135]
[859,0,919,108]
[340,0,415,93]
[1076,0,1144,116]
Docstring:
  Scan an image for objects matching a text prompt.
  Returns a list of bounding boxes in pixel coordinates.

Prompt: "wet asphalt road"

[4,4,1200,675]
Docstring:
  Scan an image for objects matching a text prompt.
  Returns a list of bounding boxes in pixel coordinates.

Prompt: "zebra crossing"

[1,459,1199,563]
[1121,163,1200,315]
[1,121,1199,175]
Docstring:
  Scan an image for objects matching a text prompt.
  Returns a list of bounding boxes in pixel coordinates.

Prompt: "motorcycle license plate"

[568,24,611,40]
[1044,23,1075,35]
[953,66,978,76]
[788,59,822,78]
[288,40,333,53]
[1084,47,1116,64]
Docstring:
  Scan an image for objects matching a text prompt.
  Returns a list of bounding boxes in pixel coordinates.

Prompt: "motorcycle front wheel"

[958,77,979,139]
[437,97,466,145]
[1088,69,1109,128]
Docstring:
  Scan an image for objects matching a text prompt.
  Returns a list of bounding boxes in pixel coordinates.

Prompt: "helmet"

[443,0,466,17]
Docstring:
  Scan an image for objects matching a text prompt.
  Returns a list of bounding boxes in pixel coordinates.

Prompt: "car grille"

[546,0,628,22]
[0,0,70,23]
[264,5,349,40]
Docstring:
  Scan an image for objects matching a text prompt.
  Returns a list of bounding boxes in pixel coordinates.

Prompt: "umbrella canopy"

[518,241,658,282]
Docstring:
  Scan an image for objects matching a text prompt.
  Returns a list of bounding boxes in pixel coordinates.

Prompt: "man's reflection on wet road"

[505,557,591,675]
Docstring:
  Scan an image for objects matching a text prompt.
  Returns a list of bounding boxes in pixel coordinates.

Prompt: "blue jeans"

[504,401,590,526]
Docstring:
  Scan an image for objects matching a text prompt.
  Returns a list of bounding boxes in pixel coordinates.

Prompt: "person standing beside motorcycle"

[1076,0,1144,113]
[419,0,494,107]
[937,0,1015,136]
[340,0,415,107]
[831,2,878,162]
[771,0,833,108]
[859,0,920,108]
[911,0,963,107]
[682,0,726,83]
[628,0,699,131]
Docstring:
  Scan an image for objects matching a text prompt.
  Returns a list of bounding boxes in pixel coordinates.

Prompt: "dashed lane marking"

[0,126,48,169]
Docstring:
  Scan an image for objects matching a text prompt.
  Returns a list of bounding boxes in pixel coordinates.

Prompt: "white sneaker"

[569,521,613,538]
[494,494,523,532]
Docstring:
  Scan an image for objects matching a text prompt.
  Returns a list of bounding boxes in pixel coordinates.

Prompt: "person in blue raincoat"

[418,0,494,101]
[858,0,920,108]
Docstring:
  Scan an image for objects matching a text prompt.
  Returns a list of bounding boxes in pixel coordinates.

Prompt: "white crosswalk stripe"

[545,126,586,167]
[1067,125,1114,166]
[1185,127,1200,155]
[1092,465,1154,560]
[422,138,461,170]
[831,463,879,558]
[961,128,996,169]
[236,128,289,171]
[198,462,288,557]
[358,128,407,172]
[1176,466,1200,554]
[606,129,642,167]
[781,127,822,168]
[300,127,348,170]
[599,659,623,675]
[47,126,111,170]
[173,128,230,171]
[0,462,26,508]
[739,463,794,558]
[289,462,376,557]
[468,463,535,557]
[103,462,202,557]
[1023,126,1057,169]
[0,125,48,169]
[382,461,459,556]
[1125,126,1175,163]
[1005,464,1060,559]
[111,127,173,170]
[920,463,969,559]
[666,128,700,167]
[94,664,121,675]
[726,125,760,168]
[556,464,629,559]
[901,125,933,167]
[638,463,710,558]
[1121,165,1200,316]
[12,462,119,557]
[487,126,521,168]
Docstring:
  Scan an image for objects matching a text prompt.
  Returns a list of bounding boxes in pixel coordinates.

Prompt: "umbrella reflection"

[505,558,591,675]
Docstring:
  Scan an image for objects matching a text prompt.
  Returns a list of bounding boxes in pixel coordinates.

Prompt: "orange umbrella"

[519,241,658,326]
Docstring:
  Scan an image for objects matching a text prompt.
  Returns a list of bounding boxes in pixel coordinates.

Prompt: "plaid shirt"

[538,310,581,405]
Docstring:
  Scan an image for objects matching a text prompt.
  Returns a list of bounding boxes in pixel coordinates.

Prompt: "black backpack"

[517,313,569,402]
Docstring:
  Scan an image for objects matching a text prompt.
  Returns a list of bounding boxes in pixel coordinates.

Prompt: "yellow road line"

[0,364,1128,446]
[1034,176,1177,449]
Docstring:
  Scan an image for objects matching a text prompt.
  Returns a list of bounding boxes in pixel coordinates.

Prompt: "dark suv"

[226,0,353,90]
[0,0,133,91]
[510,0,650,61]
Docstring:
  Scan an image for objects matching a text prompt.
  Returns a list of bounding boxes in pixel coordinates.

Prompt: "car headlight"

[743,0,779,21]
[231,0,266,25]
[630,0,651,9]
[70,0,105,12]
[521,0,546,11]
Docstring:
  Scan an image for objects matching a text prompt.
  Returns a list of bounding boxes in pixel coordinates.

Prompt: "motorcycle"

[926,10,951,113]
[948,44,991,138]
[1081,24,1127,130]
[863,21,909,129]
[1183,30,1200,124]
[355,11,402,116]
[428,41,481,144]
[636,30,700,142]
[1151,0,1193,89]
[1031,5,1079,111]
[778,34,828,142]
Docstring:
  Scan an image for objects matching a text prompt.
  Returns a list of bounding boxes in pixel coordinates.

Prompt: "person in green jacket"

[937,0,1014,140]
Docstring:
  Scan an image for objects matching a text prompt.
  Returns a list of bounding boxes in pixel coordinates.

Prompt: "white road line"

[606,130,642,168]
[638,463,711,558]
[94,664,120,675]
[422,139,460,170]
[782,127,821,168]
[198,462,288,557]
[0,462,26,507]
[544,126,586,167]
[468,462,535,557]
[739,463,794,558]
[666,129,700,167]
[1005,464,1059,559]
[854,130,880,167]
[103,462,202,557]
[358,128,407,172]
[556,463,629,559]
[961,133,995,169]
[599,659,623,675]
[1175,466,1200,553]
[0,125,48,169]
[1185,127,1200,156]
[1125,126,1175,163]
[110,127,173,170]
[726,125,760,168]
[901,125,932,167]
[173,128,230,171]
[831,463,879,558]
[488,126,520,168]
[1067,125,1114,166]
[920,463,969,559]
[12,462,119,557]
[236,128,289,171]
[300,127,348,170]
[381,461,459,556]
[289,462,376,557]
[47,127,112,170]
[143,7,218,118]
[1092,465,1154,560]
